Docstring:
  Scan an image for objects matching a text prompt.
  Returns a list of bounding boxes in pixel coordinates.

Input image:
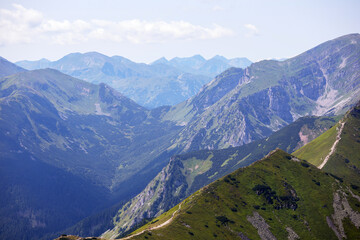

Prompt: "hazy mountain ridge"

[151,55,252,77]
[15,53,250,108]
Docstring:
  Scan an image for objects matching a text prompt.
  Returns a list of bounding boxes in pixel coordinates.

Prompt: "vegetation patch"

[252,183,299,210]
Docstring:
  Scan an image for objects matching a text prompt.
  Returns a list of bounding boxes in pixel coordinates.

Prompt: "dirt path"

[119,202,183,240]
[319,121,345,169]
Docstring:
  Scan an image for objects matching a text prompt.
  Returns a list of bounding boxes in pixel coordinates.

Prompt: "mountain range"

[151,55,252,77]
[16,54,252,108]
[162,33,360,152]
[1,33,360,240]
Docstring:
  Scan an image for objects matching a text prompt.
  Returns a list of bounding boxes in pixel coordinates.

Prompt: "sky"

[0,0,359,63]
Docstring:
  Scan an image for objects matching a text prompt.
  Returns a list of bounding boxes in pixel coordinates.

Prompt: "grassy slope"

[293,123,338,166]
[125,150,359,240]
[322,102,360,186]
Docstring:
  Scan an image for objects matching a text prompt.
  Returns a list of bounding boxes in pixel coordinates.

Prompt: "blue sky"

[1,0,359,63]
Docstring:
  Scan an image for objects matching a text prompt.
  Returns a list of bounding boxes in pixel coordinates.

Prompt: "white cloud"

[244,24,259,37]
[212,5,224,11]
[0,4,234,46]
[0,4,43,45]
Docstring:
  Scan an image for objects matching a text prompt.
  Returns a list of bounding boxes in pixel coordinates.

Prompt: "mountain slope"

[0,67,181,239]
[294,100,360,186]
[0,151,108,240]
[16,52,212,108]
[102,115,337,238]
[0,56,26,77]
[163,34,360,152]
[122,149,360,240]
[0,68,180,188]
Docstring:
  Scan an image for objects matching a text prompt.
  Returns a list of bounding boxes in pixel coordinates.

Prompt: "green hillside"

[324,102,360,186]
[123,150,360,240]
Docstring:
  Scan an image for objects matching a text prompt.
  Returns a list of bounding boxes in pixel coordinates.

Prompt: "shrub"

[301,162,310,168]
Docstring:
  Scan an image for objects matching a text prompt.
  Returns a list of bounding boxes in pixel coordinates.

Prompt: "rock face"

[164,33,360,152]
[247,212,277,240]
[102,157,188,238]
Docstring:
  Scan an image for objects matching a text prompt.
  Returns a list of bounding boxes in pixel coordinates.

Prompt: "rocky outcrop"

[102,157,189,239]
[247,212,277,240]
[328,190,360,239]
[286,227,300,240]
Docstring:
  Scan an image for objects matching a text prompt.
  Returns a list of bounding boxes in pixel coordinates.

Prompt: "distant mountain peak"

[210,55,227,61]
[38,58,50,62]
[190,54,206,61]
[151,57,169,65]
[83,51,108,57]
